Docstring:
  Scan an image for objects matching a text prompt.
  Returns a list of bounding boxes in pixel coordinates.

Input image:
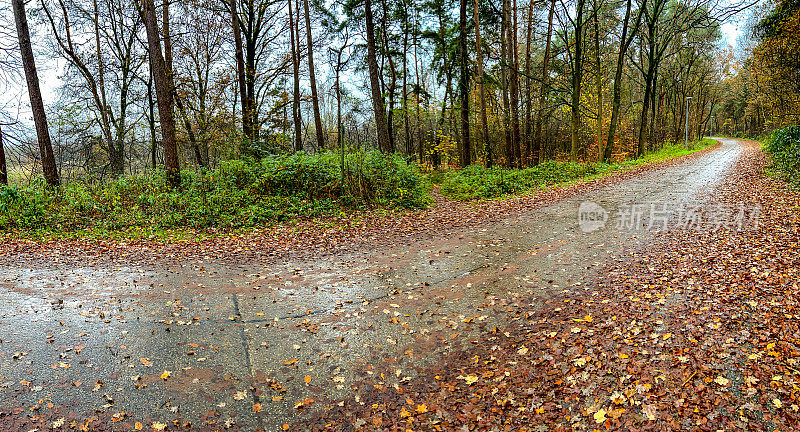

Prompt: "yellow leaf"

[462,374,478,385]
[272,395,283,402]
[151,422,166,431]
[714,376,730,386]
[134,422,143,431]
[294,398,314,409]
[773,399,783,409]
[619,353,629,359]
[517,346,529,355]
[593,408,607,423]
[416,404,428,414]
[400,407,411,418]
[160,371,171,380]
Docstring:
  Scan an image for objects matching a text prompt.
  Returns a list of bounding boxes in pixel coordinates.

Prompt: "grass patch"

[438,139,716,201]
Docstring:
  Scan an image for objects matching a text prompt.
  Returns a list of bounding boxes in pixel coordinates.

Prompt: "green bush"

[765,126,800,186]
[439,161,613,201]
[0,150,431,234]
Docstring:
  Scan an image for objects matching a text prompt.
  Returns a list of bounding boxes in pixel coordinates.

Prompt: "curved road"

[0,138,744,431]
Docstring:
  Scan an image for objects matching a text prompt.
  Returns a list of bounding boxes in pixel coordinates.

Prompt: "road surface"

[0,138,742,431]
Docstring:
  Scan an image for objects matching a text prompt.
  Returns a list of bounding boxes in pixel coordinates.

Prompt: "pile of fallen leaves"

[304,140,800,431]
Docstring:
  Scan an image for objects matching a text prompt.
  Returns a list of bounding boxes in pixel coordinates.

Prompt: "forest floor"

[0,138,798,431]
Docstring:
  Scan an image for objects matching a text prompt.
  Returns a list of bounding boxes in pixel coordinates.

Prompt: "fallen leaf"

[593,408,607,423]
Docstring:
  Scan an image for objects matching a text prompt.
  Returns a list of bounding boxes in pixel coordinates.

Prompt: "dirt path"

[0,139,751,431]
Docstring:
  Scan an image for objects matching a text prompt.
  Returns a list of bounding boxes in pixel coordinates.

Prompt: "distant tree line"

[715,0,800,138]
[1,0,755,187]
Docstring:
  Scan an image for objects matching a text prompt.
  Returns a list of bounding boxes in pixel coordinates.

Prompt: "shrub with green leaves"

[765,126,800,186]
[0,150,431,234]
[439,161,613,201]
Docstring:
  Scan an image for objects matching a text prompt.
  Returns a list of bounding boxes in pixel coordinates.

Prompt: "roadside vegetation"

[764,125,800,187]
[0,151,428,236]
[438,139,716,200]
[0,139,715,238]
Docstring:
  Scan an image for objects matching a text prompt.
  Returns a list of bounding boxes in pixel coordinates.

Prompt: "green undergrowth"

[437,138,717,201]
[1,138,716,240]
[0,151,430,239]
[763,126,800,187]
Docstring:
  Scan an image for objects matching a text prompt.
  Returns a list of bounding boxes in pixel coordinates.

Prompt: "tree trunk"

[92,0,123,177]
[402,24,411,157]
[474,0,491,167]
[13,0,59,187]
[500,0,512,166]
[413,13,424,163]
[570,0,586,162]
[458,0,471,167]
[0,126,7,185]
[303,0,325,148]
[140,0,180,187]
[177,102,204,166]
[163,1,204,168]
[147,74,158,169]
[365,0,391,152]
[593,0,602,161]
[380,2,397,155]
[523,0,534,165]
[533,0,556,165]
[602,0,637,162]
[637,62,655,157]
[509,0,521,167]
[288,0,303,152]
[336,70,343,149]
[229,0,250,144]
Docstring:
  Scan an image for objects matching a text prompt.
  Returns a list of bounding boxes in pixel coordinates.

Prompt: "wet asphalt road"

[0,138,743,430]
